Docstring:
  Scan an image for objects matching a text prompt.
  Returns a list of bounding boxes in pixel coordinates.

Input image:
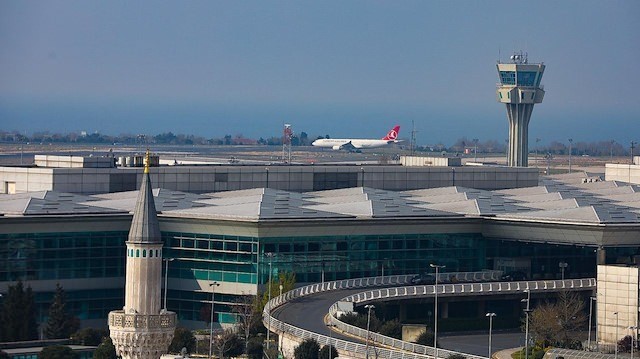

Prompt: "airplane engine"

[332,145,341,150]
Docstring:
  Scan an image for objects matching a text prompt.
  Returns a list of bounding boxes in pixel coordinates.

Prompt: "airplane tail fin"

[382,125,400,141]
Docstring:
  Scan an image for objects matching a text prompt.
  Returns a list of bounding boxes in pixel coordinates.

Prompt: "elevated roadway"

[264,274,596,359]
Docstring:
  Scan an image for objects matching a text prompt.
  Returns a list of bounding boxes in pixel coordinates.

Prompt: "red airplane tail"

[382,125,400,141]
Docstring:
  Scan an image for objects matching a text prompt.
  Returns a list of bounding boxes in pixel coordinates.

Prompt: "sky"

[1,0,639,146]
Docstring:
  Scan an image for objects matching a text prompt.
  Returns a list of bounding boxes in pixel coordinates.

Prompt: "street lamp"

[521,290,531,359]
[265,252,275,351]
[326,323,335,359]
[209,281,220,359]
[365,304,375,359]
[568,138,573,173]
[163,258,175,310]
[473,138,479,162]
[629,326,638,359]
[279,284,283,297]
[430,263,445,359]
[614,312,619,359]
[588,296,596,350]
[559,262,568,280]
[486,313,497,358]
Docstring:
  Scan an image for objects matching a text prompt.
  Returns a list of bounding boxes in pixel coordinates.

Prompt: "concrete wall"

[0,165,539,195]
[399,155,461,167]
[605,163,640,185]
[597,265,639,344]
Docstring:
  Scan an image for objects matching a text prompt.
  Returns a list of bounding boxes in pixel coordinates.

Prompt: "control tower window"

[517,72,537,86]
[499,71,515,85]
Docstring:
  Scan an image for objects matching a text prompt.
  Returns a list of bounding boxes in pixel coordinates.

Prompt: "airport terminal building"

[1,170,640,329]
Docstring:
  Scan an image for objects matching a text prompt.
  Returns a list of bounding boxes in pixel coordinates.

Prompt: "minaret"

[109,150,176,359]
[496,52,545,167]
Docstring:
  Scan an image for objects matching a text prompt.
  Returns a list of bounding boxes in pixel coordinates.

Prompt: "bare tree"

[232,294,260,352]
[528,291,587,348]
[211,329,243,359]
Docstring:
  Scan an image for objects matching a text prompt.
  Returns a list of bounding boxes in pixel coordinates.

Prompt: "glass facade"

[0,225,614,327]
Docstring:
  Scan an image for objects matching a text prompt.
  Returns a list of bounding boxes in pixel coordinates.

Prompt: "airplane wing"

[340,141,358,151]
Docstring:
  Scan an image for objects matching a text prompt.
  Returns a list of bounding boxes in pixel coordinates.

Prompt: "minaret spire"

[109,149,176,359]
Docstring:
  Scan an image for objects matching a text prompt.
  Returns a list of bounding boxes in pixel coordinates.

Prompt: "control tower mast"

[497,52,545,167]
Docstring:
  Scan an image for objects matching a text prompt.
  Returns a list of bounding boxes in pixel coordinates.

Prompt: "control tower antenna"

[496,51,545,167]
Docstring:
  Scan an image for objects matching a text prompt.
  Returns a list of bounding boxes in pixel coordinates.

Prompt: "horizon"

[1,1,639,146]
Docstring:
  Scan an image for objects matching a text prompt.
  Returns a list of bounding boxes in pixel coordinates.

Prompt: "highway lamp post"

[473,138,479,162]
[630,326,638,359]
[614,312,619,359]
[430,263,445,359]
[208,282,220,359]
[535,138,541,167]
[365,304,375,359]
[279,284,283,298]
[265,252,275,351]
[588,296,596,350]
[163,258,175,310]
[632,141,637,164]
[521,290,531,359]
[611,140,615,161]
[326,323,335,359]
[486,313,496,358]
[568,138,573,173]
[559,262,568,280]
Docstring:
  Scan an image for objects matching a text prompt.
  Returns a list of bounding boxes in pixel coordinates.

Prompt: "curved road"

[270,279,595,357]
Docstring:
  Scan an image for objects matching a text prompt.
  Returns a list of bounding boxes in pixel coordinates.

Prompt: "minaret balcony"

[109,310,177,330]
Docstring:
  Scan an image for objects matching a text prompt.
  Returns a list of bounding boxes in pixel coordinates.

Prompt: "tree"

[318,345,338,359]
[1,280,38,341]
[45,283,79,339]
[211,329,243,359]
[70,328,108,346]
[246,338,264,359]
[378,319,402,339]
[413,329,436,347]
[39,346,79,359]
[232,294,261,351]
[294,338,320,359]
[528,291,587,348]
[93,337,117,359]
[169,327,196,354]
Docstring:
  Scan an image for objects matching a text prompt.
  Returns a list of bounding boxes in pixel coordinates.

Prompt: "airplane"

[311,125,401,151]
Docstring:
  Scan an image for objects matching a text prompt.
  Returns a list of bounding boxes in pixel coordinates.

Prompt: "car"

[500,271,528,281]
[410,273,437,285]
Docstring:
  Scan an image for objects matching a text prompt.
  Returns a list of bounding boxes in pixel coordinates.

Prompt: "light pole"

[568,138,573,173]
[473,138,479,162]
[265,252,275,351]
[535,138,541,167]
[279,284,283,298]
[610,140,615,161]
[430,263,445,359]
[588,296,596,350]
[614,312,619,359]
[365,304,375,359]
[559,262,568,280]
[486,312,496,358]
[630,326,638,359]
[163,258,175,310]
[521,290,531,359]
[326,323,335,359]
[209,281,220,359]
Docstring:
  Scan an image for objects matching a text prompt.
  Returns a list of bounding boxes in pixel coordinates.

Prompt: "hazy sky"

[1,0,638,146]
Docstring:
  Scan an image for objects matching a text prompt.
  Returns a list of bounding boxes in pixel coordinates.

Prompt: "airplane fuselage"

[311,138,395,150]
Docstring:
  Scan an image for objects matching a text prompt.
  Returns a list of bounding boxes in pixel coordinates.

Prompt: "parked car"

[410,273,437,285]
[500,271,528,281]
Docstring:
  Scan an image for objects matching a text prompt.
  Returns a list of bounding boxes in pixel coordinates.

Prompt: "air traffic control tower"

[497,52,545,167]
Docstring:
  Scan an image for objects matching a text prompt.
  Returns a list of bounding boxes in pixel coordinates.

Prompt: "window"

[136,249,140,257]
[143,249,146,257]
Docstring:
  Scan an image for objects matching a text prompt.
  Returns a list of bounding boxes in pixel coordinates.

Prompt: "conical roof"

[128,154,161,243]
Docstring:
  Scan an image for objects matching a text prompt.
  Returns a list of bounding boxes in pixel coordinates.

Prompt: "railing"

[108,310,177,329]
[328,278,596,359]
[263,271,502,359]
